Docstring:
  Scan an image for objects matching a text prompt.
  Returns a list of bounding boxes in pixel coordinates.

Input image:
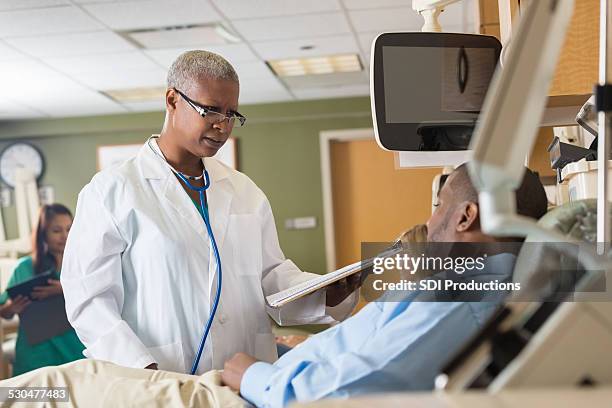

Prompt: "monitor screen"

[372,33,502,152]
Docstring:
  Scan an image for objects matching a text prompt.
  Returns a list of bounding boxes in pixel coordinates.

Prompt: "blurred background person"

[0,204,84,376]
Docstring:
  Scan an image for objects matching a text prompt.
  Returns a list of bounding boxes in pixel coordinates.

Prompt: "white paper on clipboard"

[266,241,403,309]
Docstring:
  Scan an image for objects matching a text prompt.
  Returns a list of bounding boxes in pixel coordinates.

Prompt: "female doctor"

[61,50,358,375]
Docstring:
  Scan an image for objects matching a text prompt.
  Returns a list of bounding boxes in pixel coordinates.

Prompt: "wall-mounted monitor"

[370,32,502,167]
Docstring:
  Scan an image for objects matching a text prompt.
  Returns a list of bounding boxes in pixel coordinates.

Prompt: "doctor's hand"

[221,352,258,392]
[325,273,362,307]
[31,279,63,300]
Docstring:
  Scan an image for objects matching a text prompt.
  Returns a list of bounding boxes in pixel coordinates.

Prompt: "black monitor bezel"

[372,32,502,151]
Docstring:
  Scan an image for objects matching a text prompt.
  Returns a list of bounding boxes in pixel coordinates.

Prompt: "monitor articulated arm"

[412,0,462,32]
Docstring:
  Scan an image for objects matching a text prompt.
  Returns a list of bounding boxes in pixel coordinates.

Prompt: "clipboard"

[20,295,73,346]
[266,241,404,309]
[6,270,54,300]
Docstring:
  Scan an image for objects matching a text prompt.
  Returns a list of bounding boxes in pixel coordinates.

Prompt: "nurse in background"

[61,50,359,375]
[0,204,85,375]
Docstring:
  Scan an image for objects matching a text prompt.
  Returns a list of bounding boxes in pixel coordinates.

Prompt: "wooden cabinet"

[479,0,599,99]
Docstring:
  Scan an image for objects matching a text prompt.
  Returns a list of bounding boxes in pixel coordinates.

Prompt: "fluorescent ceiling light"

[268,54,362,77]
[102,87,166,103]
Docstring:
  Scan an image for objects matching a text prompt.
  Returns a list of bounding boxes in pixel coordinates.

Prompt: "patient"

[0,165,547,408]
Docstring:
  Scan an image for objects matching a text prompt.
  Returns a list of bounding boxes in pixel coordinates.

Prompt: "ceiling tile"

[0,0,68,11]
[281,71,368,90]
[73,67,167,89]
[0,59,89,94]
[0,41,27,61]
[239,77,293,104]
[0,99,44,119]
[144,44,258,68]
[293,84,370,100]
[251,35,359,61]
[234,61,275,80]
[0,63,125,117]
[439,0,477,32]
[342,0,410,9]
[5,31,136,58]
[122,100,165,112]
[83,0,221,31]
[0,6,104,38]
[212,0,341,20]
[43,51,160,75]
[32,90,127,117]
[232,12,350,42]
[72,0,150,3]
[348,7,422,32]
[127,26,229,50]
[358,32,382,55]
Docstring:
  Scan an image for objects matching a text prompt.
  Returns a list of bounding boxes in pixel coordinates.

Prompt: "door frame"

[319,128,375,271]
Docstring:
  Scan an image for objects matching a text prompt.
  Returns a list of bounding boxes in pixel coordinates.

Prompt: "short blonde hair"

[167,50,239,91]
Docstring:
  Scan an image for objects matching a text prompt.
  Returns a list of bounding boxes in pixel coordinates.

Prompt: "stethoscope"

[147,136,222,375]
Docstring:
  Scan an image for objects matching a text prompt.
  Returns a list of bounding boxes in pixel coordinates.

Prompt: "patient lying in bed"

[0,166,547,408]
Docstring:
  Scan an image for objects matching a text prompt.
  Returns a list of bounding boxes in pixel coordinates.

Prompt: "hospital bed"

[304,0,611,405]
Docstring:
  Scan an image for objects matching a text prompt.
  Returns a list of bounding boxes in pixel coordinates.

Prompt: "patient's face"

[426,174,456,242]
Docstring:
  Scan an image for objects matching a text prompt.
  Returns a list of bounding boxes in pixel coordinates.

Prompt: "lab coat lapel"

[204,158,232,251]
[138,138,231,244]
[138,139,207,238]
[160,176,208,238]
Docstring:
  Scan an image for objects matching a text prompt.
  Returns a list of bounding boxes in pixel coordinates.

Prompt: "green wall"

[0,97,372,274]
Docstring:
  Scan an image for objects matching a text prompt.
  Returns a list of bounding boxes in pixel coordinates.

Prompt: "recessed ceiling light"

[268,54,362,77]
[102,87,166,103]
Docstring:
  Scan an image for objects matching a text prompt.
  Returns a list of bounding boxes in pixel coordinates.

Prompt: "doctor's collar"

[142,135,230,183]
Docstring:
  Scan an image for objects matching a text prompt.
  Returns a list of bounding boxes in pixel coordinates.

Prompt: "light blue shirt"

[241,253,516,408]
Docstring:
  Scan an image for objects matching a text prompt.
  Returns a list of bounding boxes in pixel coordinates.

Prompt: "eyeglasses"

[174,88,246,127]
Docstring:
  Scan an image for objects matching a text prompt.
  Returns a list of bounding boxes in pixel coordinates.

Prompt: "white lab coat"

[61,138,356,374]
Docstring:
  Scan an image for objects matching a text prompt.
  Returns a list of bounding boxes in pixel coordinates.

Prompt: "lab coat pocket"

[147,341,185,373]
[228,214,262,276]
[254,332,278,363]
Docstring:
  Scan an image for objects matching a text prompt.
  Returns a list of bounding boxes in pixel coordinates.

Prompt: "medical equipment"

[435,201,612,390]
[370,32,501,167]
[467,0,574,242]
[577,95,599,137]
[429,0,612,393]
[146,136,222,375]
[548,136,595,172]
[561,159,612,201]
[412,0,462,32]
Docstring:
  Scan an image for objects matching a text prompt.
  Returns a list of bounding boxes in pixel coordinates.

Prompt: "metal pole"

[597,0,612,251]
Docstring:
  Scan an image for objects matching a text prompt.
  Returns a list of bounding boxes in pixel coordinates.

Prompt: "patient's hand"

[221,353,258,391]
[325,273,361,307]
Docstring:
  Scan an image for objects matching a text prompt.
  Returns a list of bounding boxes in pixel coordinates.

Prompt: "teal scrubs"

[0,256,85,375]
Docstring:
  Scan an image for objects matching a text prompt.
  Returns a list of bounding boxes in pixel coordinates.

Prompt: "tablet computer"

[6,270,55,300]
